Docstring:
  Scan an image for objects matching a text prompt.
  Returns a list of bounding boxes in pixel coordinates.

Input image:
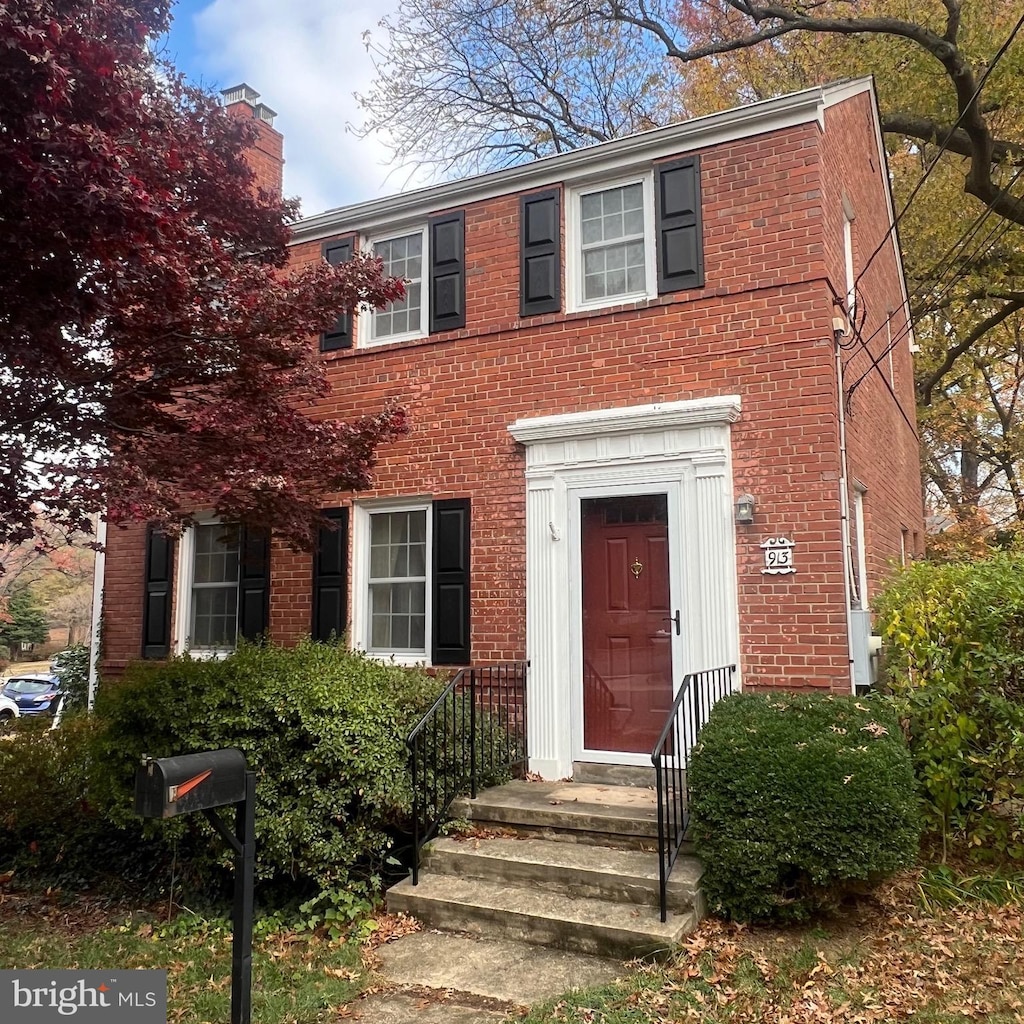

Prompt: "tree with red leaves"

[0,0,407,560]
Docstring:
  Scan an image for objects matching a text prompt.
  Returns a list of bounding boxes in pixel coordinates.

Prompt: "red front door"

[581,493,674,754]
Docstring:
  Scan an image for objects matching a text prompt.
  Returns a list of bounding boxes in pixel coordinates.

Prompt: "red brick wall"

[225,100,283,197]
[819,91,924,602]
[100,91,924,692]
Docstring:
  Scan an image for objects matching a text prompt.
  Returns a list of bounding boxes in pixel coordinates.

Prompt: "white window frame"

[172,518,241,658]
[843,210,856,321]
[351,500,433,666]
[566,172,657,313]
[853,485,869,610]
[359,226,428,346]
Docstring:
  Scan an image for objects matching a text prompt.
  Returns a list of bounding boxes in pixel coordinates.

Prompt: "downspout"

[835,336,858,691]
[87,516,107,711]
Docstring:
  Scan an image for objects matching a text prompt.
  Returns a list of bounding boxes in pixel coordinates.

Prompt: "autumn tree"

[0,0,407,567]
[358,0,1024,541]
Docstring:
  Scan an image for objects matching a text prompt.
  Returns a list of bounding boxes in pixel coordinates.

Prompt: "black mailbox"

[135,748,248,819]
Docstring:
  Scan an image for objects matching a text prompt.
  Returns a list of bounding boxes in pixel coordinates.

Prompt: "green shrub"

[689,692,920,923]
[93,640,442,896]
[0,716,163,887]
[874,555,1024,860]
[52,642,90,711]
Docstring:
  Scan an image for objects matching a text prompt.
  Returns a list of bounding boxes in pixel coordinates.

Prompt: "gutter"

[291,81,873,245]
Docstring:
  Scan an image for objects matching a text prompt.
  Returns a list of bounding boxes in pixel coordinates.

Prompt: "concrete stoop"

[387,780,704,959]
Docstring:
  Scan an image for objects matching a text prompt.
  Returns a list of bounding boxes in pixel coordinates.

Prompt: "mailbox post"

[135,749,255,1024]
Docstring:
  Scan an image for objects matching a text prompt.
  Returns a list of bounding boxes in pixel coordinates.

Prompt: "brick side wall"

[819,92,925,603]
[99,94,923,694]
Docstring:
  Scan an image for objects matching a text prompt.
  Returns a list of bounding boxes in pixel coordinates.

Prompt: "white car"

[0,693,19,732]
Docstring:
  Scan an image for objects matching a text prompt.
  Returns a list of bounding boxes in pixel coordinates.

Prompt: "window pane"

[192,586,238,648]
[367,509,428,653]
[372,233,423,340]
[581,215,602,245]
[579,183,647,303]
[191,524,240,649]
[622,183,643,214]
[368,581,426,653]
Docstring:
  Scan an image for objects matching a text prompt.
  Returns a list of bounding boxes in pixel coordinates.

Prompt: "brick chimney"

[221,83,284,198]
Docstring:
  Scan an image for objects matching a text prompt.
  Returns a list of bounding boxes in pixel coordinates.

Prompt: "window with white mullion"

[367,509,428,653]
[370,231,425,342]
[580,182,647,302]
[190,523,240,649]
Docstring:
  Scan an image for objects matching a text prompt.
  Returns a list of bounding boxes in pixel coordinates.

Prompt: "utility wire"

[844,160,1024,397]
[846,200,1020,396]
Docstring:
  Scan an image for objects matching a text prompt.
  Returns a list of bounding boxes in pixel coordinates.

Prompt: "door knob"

[662,610,681,636]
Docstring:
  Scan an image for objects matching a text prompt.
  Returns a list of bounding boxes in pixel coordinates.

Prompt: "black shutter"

[428,212,466,333]
[312,508,349,642]
[321,238,354,351]
[142,527,174,659]
[520,190,561,316]
[238,526,270,642]
[432,498,471,665]
[655,156,704,293]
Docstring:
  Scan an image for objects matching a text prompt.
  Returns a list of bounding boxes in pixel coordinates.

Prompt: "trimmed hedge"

[92,640,442,895]
[689,692,920,923]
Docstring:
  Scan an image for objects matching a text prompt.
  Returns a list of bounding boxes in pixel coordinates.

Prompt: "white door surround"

[509,397,743,780]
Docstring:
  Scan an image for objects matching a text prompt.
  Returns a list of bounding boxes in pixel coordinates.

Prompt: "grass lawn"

[1,871,1021,1023]
[0,891,369,1024]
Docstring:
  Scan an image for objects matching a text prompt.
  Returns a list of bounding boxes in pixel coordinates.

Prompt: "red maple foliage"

[0,0,408,555]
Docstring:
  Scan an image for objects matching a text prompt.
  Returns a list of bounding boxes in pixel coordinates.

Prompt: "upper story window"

[321,212,466,353]
[368,229,427,344]
[581,182,648,303]
[568,175,658,312]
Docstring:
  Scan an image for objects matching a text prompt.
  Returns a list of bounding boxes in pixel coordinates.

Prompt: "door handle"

[662,611,681,636]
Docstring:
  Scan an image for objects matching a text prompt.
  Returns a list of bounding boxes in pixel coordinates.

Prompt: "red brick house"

[95,78,923,780]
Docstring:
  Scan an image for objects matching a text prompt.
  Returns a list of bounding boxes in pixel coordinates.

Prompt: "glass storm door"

[580,493,676,754]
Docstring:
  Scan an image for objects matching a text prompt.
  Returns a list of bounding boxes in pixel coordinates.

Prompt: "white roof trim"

[293,80,874,245]
[508,396,742,444]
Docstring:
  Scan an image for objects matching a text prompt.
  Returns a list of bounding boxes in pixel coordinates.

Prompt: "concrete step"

[386,874,697,959]
[422,836,701,913]
[572,762,658,788]
[451,780,660,849]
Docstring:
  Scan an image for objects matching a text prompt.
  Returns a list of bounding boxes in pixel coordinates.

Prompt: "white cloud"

[185,0,411,217]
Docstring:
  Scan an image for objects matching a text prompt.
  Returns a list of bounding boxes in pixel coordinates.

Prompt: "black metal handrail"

[651,664,736,921]
[407,661,528,883]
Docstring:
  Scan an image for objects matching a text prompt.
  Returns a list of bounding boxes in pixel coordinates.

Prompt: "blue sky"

[159,0,404,218]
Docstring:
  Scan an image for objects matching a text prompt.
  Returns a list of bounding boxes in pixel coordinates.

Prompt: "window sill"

[174,645,236,661]
[570,289,656,316]
[358,647,431,669]
[363,329,428,348]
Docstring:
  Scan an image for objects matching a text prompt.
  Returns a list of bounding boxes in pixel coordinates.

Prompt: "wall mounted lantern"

[734,494,756,524]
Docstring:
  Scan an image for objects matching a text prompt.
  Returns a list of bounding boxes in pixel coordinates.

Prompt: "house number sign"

[761,537,796,575]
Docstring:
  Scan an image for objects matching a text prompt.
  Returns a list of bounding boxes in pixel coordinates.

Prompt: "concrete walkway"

[345,930,625,1022]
